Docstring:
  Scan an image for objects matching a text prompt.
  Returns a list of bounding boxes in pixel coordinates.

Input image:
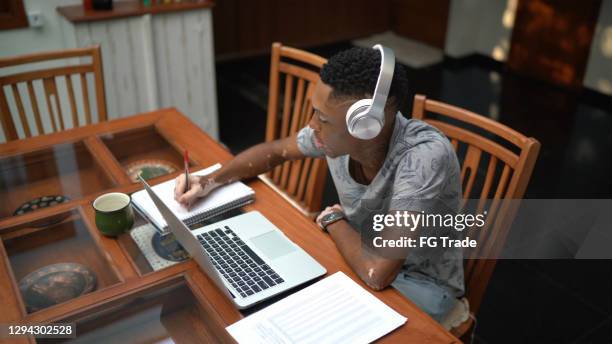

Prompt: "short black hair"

[320,46,410,113]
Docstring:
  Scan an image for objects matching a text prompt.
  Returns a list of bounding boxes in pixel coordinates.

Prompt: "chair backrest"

[0,45,107,142]
[412,94,540,313]
[262,42,328,217]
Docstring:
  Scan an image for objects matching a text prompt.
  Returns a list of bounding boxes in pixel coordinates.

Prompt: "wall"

[584,0,612,96]
[444,0,517,61]
[0,0,80,59]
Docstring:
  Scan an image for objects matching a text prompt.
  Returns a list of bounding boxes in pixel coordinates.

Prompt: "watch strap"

[321,211,345,232]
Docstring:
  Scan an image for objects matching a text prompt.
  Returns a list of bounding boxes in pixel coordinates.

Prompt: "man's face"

[309,81,358,158]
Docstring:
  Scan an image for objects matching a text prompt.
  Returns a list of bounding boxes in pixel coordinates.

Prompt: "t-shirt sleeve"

[296,126,325,157]
[390,140,461,214]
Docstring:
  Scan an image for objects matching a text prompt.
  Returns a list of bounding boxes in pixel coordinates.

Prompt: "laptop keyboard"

[197,226,285,298]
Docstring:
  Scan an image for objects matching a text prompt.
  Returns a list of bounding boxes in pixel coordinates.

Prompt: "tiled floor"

[215,42,612,343]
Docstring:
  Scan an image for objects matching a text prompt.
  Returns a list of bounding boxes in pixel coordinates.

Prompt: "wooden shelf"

[57,0,214,23]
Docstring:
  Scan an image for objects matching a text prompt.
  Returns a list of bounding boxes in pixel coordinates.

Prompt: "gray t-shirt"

[296,112,464,295]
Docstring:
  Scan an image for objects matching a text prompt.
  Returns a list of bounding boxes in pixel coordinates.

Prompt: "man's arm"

[318,206,407,291]
[175,133,305,205]
[213,133,305,184]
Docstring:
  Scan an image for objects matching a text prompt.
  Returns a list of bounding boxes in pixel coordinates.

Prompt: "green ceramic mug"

[93,192,134,236]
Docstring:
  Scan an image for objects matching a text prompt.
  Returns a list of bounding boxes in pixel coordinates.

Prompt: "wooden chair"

[260,42,328,217]
[0,45,107,142]
[412,94,540,338]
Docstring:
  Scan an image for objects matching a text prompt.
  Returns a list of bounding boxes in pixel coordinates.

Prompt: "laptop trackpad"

[249,231,297,260]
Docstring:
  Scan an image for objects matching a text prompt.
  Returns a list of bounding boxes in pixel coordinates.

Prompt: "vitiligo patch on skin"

[206,177,218,187]
[365,268,380,290]
[265,154,274,169]
[282,149,287,158]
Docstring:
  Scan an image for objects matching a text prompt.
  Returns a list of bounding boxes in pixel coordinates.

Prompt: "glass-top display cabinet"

[0,111,236,343]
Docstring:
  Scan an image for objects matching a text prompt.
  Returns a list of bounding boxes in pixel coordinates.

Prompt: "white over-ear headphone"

[345,44,395,140]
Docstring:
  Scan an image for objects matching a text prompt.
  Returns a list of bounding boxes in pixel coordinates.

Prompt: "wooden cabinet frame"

[0,0,28,30]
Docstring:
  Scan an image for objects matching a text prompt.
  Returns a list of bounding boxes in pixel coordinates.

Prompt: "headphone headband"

[369,44,395,120]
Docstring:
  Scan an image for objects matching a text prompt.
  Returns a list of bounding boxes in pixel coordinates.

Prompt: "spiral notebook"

[131,163,255,231]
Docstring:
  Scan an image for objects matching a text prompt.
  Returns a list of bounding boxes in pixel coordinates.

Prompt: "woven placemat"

[130,223,183,271]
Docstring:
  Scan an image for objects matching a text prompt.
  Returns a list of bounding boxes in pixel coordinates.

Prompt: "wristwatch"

[319,211,345,232]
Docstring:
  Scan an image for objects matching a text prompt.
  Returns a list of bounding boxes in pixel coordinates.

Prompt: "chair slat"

[287,78,305,162]
[450,138,459,151]
[91,44,107,122]
[287,82,315,195]
[304,158,324,209]
[300,82,315,127]
[470,164,511,262]
[273,74,294,183]
[296,157,313,202]
[265,43,281,144]
[27,81,44,134]
[461,145,482,199]
[11,84,31,137]
[0,89,18,140]
[494,164,511,200]
[287,159,303,195]
[80,73,92,124]
[279,160,291,190]
[477,156,498,213]
[43,77,61,131]
[280,75,294,137]
[280,78,305,189]
[411,94,426,119]
[66,75,79,127]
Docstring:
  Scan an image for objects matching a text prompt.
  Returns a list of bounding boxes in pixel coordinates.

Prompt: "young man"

[174,47,463,322]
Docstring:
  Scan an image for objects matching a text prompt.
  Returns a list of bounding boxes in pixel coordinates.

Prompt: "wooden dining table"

[0,109,460,343]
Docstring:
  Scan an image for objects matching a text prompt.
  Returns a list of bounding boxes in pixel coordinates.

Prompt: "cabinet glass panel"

[0,141,114,220]
[38,278,231,343]
[1,209,120,314]
[100,126,191,183]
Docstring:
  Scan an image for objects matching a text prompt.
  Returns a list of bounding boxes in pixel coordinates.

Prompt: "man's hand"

[174,174,219,208]
[316,204,344,229]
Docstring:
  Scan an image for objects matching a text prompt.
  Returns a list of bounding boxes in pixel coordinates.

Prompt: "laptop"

[139,176,326,309]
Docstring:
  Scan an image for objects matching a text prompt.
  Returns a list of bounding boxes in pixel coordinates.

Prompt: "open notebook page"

[131,163,254,228]
[226,272,407,344]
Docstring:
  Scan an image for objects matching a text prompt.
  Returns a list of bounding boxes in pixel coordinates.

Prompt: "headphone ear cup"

[346,98,373,130]
[346,99,382,140]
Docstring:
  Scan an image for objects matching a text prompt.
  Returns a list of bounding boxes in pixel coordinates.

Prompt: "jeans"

[391,273,459,323]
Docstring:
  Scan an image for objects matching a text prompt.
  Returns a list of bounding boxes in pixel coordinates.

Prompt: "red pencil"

[183,150,190,193]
